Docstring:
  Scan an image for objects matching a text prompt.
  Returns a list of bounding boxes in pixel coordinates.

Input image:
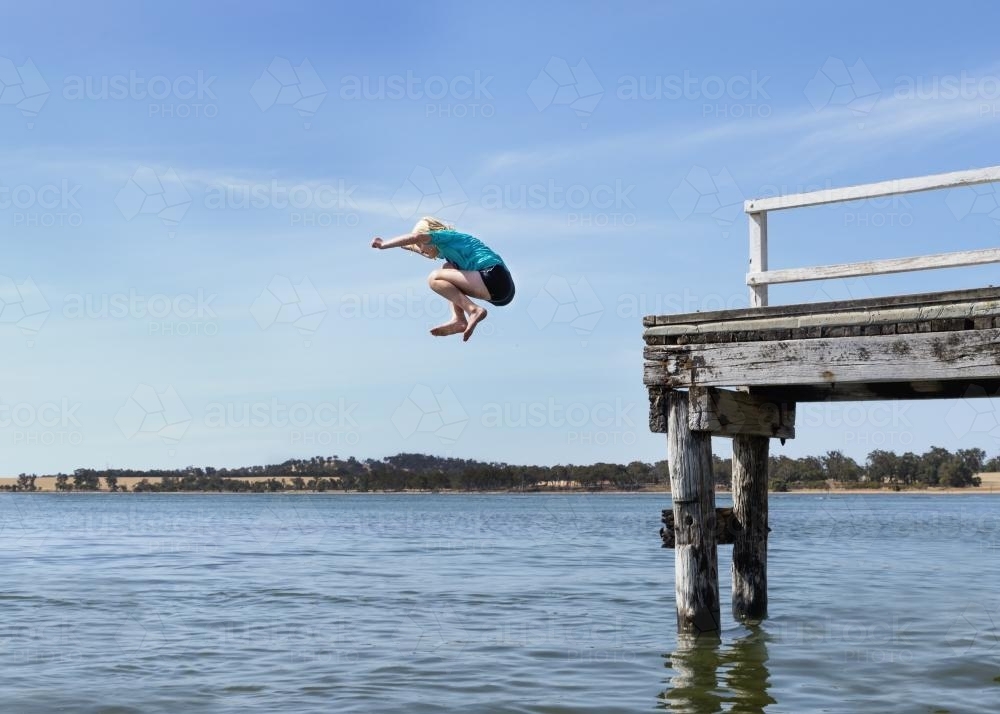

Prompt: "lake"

[1,493,998,713]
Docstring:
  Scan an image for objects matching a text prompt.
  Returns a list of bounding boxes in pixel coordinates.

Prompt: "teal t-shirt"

[428,230,506,271]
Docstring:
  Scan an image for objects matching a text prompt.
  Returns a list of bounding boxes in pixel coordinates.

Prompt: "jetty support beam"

[666,391,721,635]
[688,386,794,440]
[661,507,738,548]
[649,387,795,440]
[731,434,770,622]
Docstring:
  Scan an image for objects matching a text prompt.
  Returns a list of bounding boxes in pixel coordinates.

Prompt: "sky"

[3,0,1000,474]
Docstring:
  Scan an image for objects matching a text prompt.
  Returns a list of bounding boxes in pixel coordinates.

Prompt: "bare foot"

[462,307,487,342]
[430,320,467,337]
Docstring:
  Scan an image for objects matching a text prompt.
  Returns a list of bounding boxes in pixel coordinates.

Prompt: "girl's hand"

[371,237,384,249]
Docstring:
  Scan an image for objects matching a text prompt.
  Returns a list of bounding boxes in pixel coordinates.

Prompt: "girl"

[371,217,514,341]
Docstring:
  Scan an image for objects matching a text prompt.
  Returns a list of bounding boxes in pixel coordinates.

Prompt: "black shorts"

[479,264,515,306]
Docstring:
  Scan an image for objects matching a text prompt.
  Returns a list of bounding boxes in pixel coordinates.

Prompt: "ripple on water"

[2,493,999,713]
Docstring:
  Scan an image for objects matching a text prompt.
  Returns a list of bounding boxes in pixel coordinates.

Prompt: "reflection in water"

[660,634,724,713]
[659,628,775,713]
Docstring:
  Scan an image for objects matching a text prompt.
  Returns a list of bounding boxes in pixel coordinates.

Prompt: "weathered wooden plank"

[749,212,768,308]
[661,507,738,548]
[644,299,1000,340]
[747,247,1000,287]
[644,328,1000,388]
[731,435,769,623]
[643,286,1000,328]
[744,165,1000,213]
[748,379,1000,403]
[688,387,795,439]
[667,392,721,634]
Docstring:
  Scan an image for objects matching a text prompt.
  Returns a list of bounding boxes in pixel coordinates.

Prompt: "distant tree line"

[713,447,987,491]
[1,448,990,493]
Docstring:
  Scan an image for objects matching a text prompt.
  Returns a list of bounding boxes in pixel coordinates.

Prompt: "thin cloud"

[476,75,1000,182]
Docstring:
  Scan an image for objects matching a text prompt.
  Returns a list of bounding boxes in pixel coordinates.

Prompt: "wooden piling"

[731,434,770,622]
[666,391,721,634]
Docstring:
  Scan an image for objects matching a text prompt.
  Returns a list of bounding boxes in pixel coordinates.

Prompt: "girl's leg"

[427,268,490,341]
[430,302,467,336]
[430,261,473,337]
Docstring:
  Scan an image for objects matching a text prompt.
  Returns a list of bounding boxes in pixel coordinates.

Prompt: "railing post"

[749,211,768,308]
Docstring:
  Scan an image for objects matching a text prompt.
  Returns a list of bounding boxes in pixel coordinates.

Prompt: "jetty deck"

[645,285,1000,407]
[646,165,1000,635]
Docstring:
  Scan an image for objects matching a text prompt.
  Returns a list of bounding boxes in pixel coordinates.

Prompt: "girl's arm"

[371,232,432,250]
[402,243,440,259]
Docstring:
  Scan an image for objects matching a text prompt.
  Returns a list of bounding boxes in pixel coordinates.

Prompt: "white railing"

[744,165,1000,307]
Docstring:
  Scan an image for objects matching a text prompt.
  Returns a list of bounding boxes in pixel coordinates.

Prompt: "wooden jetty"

[645,165,1000,634]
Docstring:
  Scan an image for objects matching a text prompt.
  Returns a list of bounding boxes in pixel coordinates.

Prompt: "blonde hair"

[412,216,452,234]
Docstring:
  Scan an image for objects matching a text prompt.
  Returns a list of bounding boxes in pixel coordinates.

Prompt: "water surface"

[2,493,998,712]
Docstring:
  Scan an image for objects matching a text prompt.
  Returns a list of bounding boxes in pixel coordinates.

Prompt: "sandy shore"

[3,473,1000,494]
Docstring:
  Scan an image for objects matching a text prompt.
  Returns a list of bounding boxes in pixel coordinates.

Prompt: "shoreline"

[5,473,999,496]
[2,486,997,495]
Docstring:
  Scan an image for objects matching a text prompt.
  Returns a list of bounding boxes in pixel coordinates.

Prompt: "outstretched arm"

[371,232,432,250]
[402,243,440,259]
